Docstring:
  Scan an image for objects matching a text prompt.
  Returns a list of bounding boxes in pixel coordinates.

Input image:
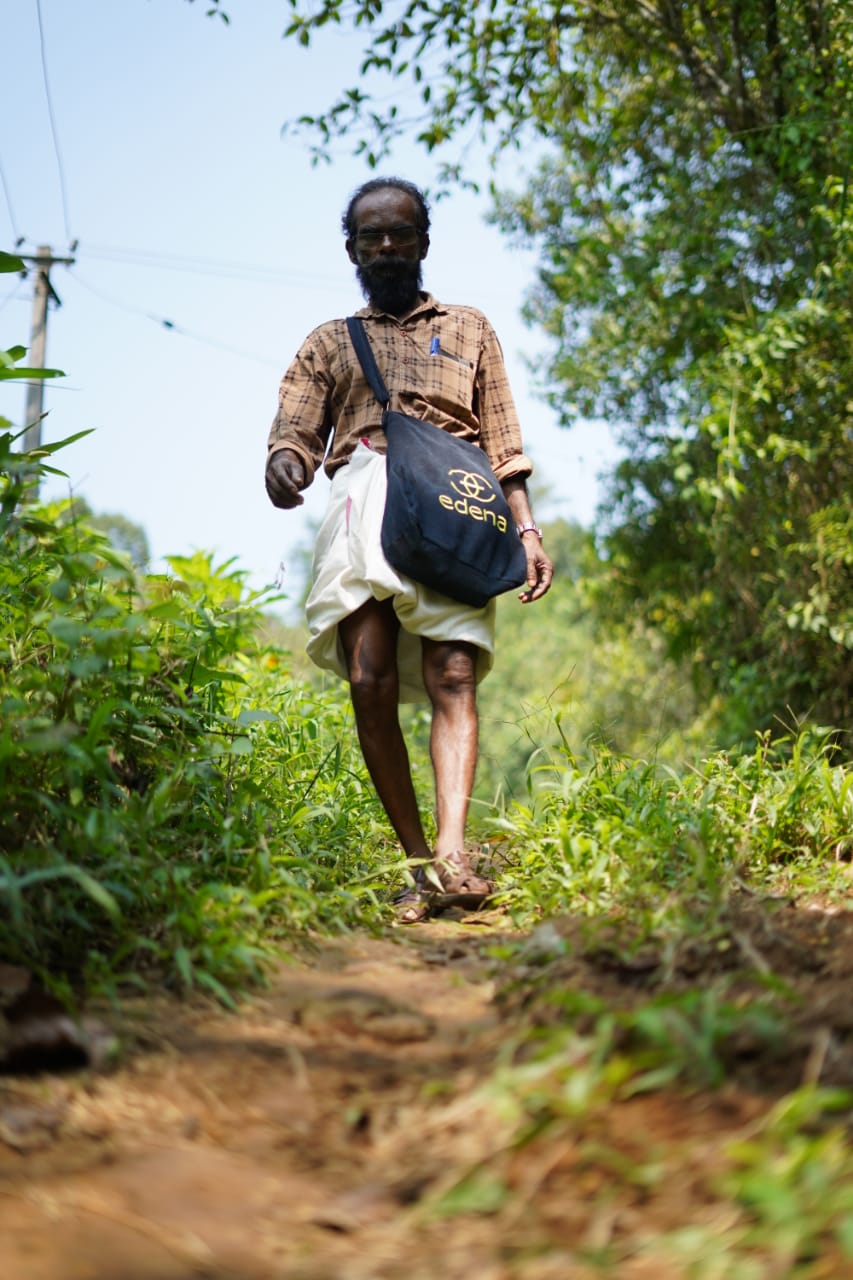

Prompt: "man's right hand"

[265,449,306,508]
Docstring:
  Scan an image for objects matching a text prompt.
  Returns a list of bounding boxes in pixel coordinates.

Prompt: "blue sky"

[1,0,618,608]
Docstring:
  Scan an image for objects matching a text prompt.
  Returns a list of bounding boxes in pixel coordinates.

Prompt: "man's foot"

[431,850,493,909]
[392,884,431,924]
[392,853,494,922]
[391,867,432,924]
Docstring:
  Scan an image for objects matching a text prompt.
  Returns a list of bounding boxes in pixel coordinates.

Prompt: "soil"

[2,891,853,1280]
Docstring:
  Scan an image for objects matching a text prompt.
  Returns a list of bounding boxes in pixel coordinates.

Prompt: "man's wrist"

[517,523,543,540]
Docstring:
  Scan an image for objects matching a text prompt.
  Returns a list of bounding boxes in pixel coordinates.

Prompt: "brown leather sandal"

[392,885,431,924]
[432,850,493,910]
[391,868,432,924]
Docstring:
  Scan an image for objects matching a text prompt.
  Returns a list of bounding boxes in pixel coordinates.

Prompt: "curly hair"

[341,177,431,238]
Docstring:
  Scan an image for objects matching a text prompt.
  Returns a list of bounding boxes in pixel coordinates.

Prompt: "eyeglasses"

[354,225,420,249]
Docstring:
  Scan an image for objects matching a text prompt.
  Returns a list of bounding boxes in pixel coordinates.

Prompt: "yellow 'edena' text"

[438,493,508,533]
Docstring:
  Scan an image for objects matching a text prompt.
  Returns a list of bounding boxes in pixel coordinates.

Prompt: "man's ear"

[346,238,358,265]
[419,234,430,261]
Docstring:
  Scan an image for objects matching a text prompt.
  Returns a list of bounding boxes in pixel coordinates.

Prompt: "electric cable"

[0,278,28,314]
[34,0,74,246]
[79,241,343,290]
[69,270,282,370]
[0,157,24,247]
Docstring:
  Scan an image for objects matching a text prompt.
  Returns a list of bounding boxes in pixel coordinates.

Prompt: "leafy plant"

[274,0,853,739]
[0,428,391,998]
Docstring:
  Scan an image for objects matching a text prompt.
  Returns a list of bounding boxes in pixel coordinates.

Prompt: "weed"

[0,434,390,997]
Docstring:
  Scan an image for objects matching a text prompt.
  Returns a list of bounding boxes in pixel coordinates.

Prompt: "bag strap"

[346,316,390,409]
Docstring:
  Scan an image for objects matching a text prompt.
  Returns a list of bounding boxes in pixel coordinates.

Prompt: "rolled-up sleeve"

[267,336,334,487]
[475,320,533,483]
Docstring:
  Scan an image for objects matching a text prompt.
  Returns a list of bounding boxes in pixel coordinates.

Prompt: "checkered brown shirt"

[267,293,533,486]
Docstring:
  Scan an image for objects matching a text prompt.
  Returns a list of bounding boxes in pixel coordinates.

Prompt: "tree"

[86,511,151,570]
[276,0,853,738]
[64,498,151,569]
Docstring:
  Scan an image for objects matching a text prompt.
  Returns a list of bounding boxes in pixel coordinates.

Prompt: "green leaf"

[3,864,120,919]
[433,1171,508,1217]
[21,723,80,752]
[189,663,245,686]
[236,708,279,726]
[174,946,194,987]
[0,366,64,382]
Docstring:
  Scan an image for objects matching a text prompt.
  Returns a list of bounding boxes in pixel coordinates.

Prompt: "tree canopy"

[276,0,853,738]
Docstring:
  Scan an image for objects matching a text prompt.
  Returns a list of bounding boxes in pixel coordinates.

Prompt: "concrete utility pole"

[19,245,75,454]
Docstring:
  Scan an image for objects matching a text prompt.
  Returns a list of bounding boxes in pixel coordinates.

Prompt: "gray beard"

[356,256,423,315]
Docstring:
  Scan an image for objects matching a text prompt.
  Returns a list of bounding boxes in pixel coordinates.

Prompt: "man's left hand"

[518,534,553,603]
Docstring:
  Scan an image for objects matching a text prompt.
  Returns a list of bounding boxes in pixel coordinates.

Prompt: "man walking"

[265,177,553,921]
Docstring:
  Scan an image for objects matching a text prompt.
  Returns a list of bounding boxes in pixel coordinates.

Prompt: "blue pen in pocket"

[428,336,474,368]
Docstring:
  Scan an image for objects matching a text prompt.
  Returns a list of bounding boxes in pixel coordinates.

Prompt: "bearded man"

[265,177,553,922]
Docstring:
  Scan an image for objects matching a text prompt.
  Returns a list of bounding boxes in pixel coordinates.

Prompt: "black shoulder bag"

[346,316,527,609]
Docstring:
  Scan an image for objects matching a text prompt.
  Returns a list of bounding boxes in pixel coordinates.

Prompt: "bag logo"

[447,469,497,503]
[438,469,508,532]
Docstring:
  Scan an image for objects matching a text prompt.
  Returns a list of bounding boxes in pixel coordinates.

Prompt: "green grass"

[0,432,395,1000]
[5,426,853,1274]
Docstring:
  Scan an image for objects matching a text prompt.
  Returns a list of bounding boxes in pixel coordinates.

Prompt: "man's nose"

[376,231,396,251]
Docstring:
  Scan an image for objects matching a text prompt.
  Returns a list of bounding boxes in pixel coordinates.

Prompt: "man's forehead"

[352,188,418,226]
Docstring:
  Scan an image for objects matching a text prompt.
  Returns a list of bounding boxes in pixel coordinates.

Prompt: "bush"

[0,433,391,1001]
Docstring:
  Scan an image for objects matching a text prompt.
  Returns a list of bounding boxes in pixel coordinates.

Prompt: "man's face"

[346,188,429,316]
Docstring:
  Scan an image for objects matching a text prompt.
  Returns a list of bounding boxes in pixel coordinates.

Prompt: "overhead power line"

[0,157,24,246]
[74,239,527,304]
[0,278,29,314]
[69,270,282,370]
[79,241,344,290]
[34,0,74,246]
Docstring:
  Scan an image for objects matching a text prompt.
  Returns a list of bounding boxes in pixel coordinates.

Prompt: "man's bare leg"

[422,638,490,894]
[338,598,431,863]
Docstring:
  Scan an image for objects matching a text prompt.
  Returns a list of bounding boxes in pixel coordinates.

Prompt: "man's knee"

[339,600,400,713]
[348,664,399,714]
[423,643,478,703]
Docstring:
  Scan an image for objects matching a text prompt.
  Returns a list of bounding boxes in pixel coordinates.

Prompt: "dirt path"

[3,898,853,1279]
[0,918,516,1280]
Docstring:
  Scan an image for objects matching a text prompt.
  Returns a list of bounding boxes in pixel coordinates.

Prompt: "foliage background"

[4,9,853,1270]
[280,0,853,747]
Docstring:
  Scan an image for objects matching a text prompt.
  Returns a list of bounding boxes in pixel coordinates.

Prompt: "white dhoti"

[305,443,496,703]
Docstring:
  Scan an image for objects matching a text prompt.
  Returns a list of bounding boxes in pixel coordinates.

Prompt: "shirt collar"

[355,292,449,322]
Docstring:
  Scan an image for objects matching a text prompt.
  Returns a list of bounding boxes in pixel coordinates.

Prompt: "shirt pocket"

[421,349,477,421]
